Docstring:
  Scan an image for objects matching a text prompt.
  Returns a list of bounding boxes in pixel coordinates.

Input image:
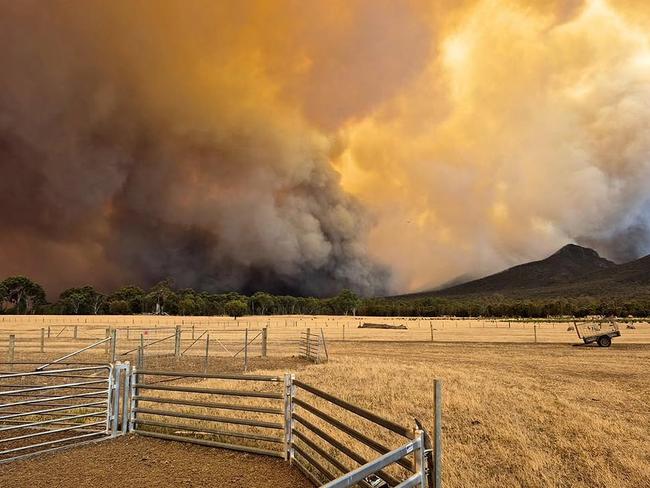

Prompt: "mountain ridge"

[397,244,650,299]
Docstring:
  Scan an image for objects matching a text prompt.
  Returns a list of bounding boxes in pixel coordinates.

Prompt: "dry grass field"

[1,315,649,487]
[1,315,649,354]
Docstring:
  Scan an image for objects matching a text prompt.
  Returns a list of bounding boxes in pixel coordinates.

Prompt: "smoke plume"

[1,0,650,297]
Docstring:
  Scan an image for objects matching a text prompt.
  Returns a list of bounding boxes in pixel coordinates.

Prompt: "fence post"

[433,379,442,488]
[320,328,329,361]
[243,329,249,372]
[121,362,131,434]
[204,333,210,373]
[414,429,426,488]
[306,328,311,359]
[192,325,195,340]
[430,322,434,342]
[105,328,110,354]
[129,365,138,432]
[110,328,117,363]
[74,325,78,339]
[8,334,15,366]
[342,324,345,341]
[40,327,45,353]
[110,364,120,437]
[283,373,295,463]
[47,325,51,338]
[534,324,538,344]
[261,327,268,358]
[174,325,181,358]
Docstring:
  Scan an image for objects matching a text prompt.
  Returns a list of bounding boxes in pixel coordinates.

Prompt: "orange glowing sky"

[2,0,650,295]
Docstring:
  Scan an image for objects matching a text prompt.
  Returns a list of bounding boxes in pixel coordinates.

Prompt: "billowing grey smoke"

[0,1,392,297]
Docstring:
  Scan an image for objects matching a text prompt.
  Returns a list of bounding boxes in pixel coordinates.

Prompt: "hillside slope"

[434,244,615,296]
[399,244,650,299]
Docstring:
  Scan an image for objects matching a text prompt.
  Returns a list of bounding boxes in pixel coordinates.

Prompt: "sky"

[1,0,650,297]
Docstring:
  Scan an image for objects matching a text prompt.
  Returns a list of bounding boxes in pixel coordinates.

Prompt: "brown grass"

[2,316,650,487]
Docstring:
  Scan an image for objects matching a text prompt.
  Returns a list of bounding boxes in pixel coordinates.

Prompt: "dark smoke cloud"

[0,1,404,297]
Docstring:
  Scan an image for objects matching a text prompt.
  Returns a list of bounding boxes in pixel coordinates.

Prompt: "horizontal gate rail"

[292,413,400,487]
[133,383,283,399]
[0,410,107,433]
[135,370,281,382]
[135,419,283,444]
[0,401,107,420]
[294,380,413,439]
[292,429,374,488]
[0,390,109,409]
[135,395,282,414]
[293,442,336,483]
[0,365,110,379]
[132,407,283,430]
[0,379,108,397]
[294,397,415,472]
[0,430,108,458]
[136,430,284,458]
[320,434,424,488]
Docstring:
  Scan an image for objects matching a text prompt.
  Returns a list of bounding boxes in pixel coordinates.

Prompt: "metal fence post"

[8,334,15,366]
[110,364,121,437]
[261,327,268,358]
[244,329,249,372]
[40,327,45,353]
[414,429,426,487]
[283,373,295,463]
[320,329,329,361]
[174,325,181,358]
[128,366,138,432]
[433,379,442,488]
[121,362,131,434]
[204,333,210,372]
[110,328,117,363]
[306,328,311,359]
[104,328,110,354]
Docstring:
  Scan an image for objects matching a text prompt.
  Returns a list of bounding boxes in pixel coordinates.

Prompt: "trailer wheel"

[597,335,611,347]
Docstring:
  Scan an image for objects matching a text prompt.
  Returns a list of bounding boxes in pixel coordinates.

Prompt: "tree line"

[0,276,361,317]
[2,275,649,318]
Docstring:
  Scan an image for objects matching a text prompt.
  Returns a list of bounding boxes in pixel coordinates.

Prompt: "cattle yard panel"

[0,362,441,488]
[299,329,328,363]
[0,364,124,463]
[130,369,288,458]
[289,379,431,487]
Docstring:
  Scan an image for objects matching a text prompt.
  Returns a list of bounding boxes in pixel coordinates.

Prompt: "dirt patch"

[0,434,311,488]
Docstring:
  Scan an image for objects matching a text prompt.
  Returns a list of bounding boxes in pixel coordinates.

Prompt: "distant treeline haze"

[1,276,649,318]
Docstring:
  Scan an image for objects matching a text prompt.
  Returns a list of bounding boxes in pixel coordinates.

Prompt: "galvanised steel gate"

[0,362,442,488]
[0,363,130,463]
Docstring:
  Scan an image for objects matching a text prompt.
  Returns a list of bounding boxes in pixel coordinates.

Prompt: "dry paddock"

[1,340,649,488]
[0,435,310,488]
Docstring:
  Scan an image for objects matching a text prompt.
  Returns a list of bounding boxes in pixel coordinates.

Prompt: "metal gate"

[0,363,129,463]
[1,363,442,488]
